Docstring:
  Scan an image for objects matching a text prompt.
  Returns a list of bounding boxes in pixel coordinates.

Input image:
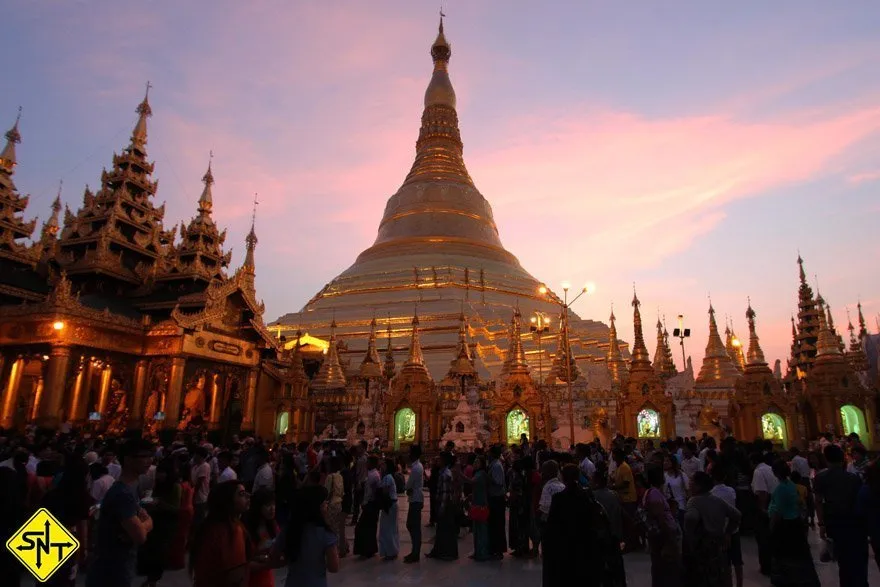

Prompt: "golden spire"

[824,301,846,353]
[815,298,843,358]
[653,316,675,378]
[312,319,347,390]
[0,107,21,172]
[607,307,628,385]
[130,82,152,151]
[696,302,742,385]
[243,193,258,272]
[383,317,396,379]
[40,182,63,242]
[448,310,477,377]
[858,301,868,338]
[797,253,807,286]
[403,16,472,187]
[290,330,307,382]
[404,308,426,368]
[745,300,767,367]
[198,153,214,217]
[505,307,530,375]
[630,286,652,372]
[846,308,869,371]
[359,315,383,378]
[725,320,746,372]
[550,307,579,382]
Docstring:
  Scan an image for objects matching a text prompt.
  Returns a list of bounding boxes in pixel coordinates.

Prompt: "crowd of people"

[0,425,878,587]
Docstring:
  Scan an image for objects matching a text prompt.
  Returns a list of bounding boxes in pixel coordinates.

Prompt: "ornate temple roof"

[787,255,823,379]
[653,316,676,378]
[695,303,742,387]
[0,109,38,269]
[629,288,652,374]
[274,20,625,380]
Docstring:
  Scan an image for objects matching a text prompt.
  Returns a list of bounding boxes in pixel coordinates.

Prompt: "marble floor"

[43,499,879,586]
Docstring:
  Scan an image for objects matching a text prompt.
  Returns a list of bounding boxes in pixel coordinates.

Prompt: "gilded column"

[129,360,148,429]
[37,345,72,428]
[0,357,25,429]
[164,357,186,428]
[242,368,259,432]
[208,373,223,430]
[30,377,45,422]
[68,361,87,424]
[96,366,112,417]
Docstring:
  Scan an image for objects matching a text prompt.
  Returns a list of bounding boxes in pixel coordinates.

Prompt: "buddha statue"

[179,372,207,430]
[104,379,129,435]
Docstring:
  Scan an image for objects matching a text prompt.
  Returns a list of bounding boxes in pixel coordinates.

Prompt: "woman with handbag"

[377,458,399,561]
[643,465,683,587]
[463,456,490,561]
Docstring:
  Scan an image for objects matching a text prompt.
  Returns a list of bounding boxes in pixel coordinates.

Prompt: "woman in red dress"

[167,460,194,570]
[244,489,279,587]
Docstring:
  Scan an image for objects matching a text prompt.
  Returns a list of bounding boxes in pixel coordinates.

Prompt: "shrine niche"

[505,407,529,446]
[637,407,661,439]
[276,409,289,437]
[840,404,868,441]
[394,406,416,450]
[761,412,787,446]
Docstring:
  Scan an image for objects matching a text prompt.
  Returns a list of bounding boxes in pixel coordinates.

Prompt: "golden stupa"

[273,19,623,380]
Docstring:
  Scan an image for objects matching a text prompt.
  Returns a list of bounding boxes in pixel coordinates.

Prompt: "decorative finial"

[0,107,23,170]
[242,192,259,272]
[130,82,152,148]
[251,192,258,228]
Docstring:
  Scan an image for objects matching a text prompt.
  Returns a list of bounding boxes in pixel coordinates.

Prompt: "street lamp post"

[673,314,690,371]
[540,281,593,446]
[529,312,551,386]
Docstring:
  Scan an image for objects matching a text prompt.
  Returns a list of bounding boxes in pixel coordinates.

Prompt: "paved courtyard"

[37,499,879,586]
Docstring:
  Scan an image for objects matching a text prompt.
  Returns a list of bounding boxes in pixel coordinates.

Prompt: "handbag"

[468,504,489,523]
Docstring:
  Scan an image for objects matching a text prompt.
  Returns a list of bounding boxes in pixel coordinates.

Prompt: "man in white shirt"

[89,462,115,503]
[680,443,703,479]
[217,451,238,483]
[403,444,424,563]
[789,446,811,480]
[252,448,275,492]
[751,453,778,575]
[538,460,565,521]
[576,444,596,481]
[191,447,212,524]
[103,450,122,480]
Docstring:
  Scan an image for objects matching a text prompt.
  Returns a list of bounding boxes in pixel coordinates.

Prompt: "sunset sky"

[3,1,879,370]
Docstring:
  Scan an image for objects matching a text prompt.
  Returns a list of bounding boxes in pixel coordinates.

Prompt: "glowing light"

[530,316,537,323]
[732,338,742,347]
[52,320,64,331]
[538,285,548,295]
[561,281,571,291]
[585,282,596,294]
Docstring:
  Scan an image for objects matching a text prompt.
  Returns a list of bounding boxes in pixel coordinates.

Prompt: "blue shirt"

[279,524,338,587]
[86,480,139,587]
[406,461,424,504]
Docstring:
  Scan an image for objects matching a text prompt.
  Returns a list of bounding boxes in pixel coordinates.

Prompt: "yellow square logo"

[5,508,80,582]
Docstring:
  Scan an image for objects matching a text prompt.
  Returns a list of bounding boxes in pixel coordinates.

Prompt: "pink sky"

[3,1,880,370]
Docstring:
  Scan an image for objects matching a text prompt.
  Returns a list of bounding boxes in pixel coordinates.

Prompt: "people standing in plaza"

[378,457,400,561]
[610,448,639,552]
[426,454,441,527]
[680,443,702,480]
[350,441,367,525]
[253,448,275,493]
[403,444,424,563]
[272,485,339,587]
[190,446,212,527]
[464,455,490,562]
[324,456,348,558]
[189,480,252,587]
[41,456,91,587]
[352,455,380,559]
[592,470,624,549]
[86,438,155,587]
[487,445,507,559]
[856,461,880,571]
[427,451,459,561]
[136,457,181,587]
[538,459,564,545]
[814,444,868,587]
[767,460,820,587]
[710,465,743,587]
[664,455,689,528]
[167,458,194,570]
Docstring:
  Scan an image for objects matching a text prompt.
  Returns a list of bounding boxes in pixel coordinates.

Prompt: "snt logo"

[6,508,80,582]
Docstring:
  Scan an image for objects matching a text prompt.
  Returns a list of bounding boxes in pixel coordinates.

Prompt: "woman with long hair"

[324,456,348,558]
[136,457,181,587]
[189,480,252,587]
[167,457,194,570]
[768,461,820,587]
[244,489,279,587]
[270,485,339,587]
[462,455,490,561]
[377,457,399,561]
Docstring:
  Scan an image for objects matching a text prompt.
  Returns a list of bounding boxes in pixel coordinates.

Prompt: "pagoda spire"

[243,193,258,273]
[846,308,869,371]
[857,302,868,338]
[198,154,214,217]
[504,307,530,375]
[824,301,846,353]
[696,302,742,385]
[653,316,675,378]
[607,307,628,385]
[745,300,767,367]
[403,17,472,187]
[448,309,476,378]
[725,320,746,372]
[289,330,307,383]
[359,315,383,379]
[0,106,21,172]
[815,298,843,359]
[383,317,396,379]
[404,308,427,369]
[34,183,63,262]
[312,319,347,390]
[630,286,652,373]
[129,82,152,152]
[787,254,822,378]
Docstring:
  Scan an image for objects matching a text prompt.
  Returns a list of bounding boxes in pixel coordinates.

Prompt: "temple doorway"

[637,408,660,439]
[394,407,416,451]
[276,411,289,438]
[506,408,529,446]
